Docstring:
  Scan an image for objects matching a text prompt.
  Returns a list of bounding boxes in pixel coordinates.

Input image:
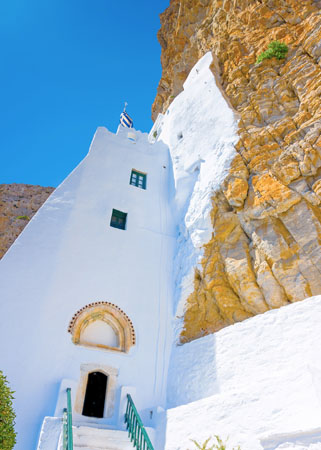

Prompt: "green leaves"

[15,215,30,221]
[190,435,241,450]
[0,371,16,450]
[191,437,216,450]
[256,41,288,64]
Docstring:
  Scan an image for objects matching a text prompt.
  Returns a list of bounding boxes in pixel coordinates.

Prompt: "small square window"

[130,170,146,190]
[110,209,127,230]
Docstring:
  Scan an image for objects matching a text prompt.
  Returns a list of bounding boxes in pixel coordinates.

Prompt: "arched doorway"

[82,371,108,418]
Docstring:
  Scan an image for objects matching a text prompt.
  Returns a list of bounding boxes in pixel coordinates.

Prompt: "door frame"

[74,363,118,418]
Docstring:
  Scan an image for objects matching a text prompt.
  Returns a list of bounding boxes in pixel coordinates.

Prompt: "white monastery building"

[2,53,321,450]
[0,122,175,450]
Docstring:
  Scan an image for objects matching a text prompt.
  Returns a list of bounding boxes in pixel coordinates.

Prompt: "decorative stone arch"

[68,302,136,353]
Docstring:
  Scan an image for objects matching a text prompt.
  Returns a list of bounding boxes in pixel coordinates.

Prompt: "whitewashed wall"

[0,127,175,450]
[165,296,321,449]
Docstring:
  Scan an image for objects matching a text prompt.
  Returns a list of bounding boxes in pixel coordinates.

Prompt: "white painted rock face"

[152,51,239,333]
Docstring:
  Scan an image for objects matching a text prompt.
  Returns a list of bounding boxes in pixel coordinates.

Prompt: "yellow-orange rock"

[153,0,321,343]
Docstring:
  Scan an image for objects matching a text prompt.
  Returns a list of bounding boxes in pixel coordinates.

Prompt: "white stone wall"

[165,296,321,449]
[0,127,175,450]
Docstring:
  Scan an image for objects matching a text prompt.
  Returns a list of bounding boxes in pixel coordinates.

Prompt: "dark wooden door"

[82,371,108,418]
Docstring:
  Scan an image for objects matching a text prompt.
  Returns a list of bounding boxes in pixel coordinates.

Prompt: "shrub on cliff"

[256,40,288,64]
[0,371,16,450]
[15,215,30,221]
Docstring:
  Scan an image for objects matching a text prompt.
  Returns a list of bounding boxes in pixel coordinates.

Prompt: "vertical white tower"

[0,126,175,450]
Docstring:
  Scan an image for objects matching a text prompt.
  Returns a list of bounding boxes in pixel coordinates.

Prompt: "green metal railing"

[63,388,73,450]
[125,394,154,450]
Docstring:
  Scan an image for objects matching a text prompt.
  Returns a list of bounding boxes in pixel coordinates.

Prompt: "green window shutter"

[130,170,147,189]
[110,209,127,230]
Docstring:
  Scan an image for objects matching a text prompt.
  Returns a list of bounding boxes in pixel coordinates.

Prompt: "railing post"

[134,416,137,446]
[125,397,130,425]
[66,388,73,450]
[62,408,68,450]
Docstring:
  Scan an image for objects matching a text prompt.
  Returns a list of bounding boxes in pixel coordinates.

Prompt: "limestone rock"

[0,184,54,259]
[154,0,321,342]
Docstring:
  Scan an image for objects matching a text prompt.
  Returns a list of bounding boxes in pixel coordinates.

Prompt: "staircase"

[60,389,154,450]
[72,426,134,450]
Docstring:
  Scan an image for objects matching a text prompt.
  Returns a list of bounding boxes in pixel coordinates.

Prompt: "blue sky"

[1,0,169,187]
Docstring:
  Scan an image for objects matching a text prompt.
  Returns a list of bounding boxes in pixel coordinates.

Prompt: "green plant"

[190,436,241,450]
[15,215,30,220]
[191,437,216,450]
[0,371,16,450]
[256,40,288,64]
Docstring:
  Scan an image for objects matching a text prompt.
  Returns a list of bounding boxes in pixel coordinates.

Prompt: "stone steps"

[72,426,133,450]
[73,446,132,450]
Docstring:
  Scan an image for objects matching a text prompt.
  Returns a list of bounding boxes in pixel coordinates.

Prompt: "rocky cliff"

[0,184,54,259]
[153,0,321,343]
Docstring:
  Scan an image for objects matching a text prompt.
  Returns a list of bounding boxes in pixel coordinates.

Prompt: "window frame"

[110,209,127,230]
[130,170,147,190]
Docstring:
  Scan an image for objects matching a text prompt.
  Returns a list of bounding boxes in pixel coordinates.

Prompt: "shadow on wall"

[166,332,219,408]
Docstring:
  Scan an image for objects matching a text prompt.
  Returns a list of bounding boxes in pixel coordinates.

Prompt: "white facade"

[0,126,175,450]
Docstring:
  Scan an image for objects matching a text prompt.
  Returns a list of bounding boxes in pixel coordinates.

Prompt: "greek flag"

[120,111,133,128]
